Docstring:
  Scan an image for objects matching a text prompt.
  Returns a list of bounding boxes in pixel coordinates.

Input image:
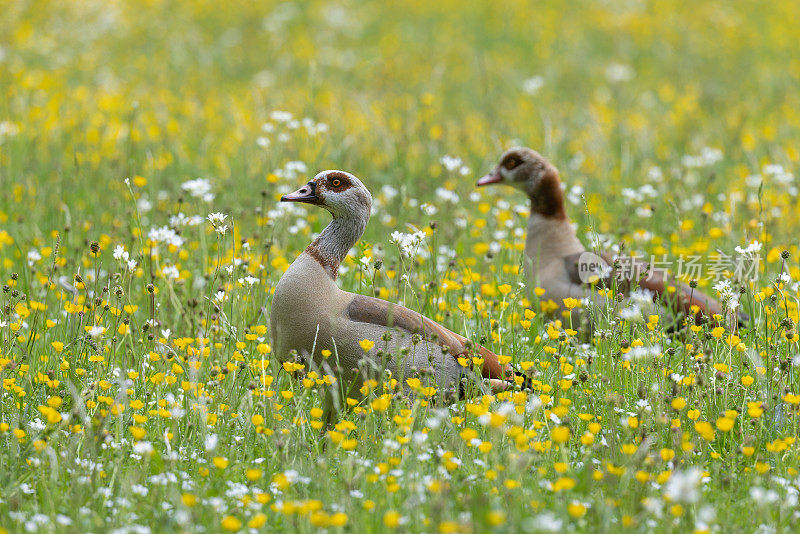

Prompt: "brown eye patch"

[502,154,522,170]
[326,172,352,191]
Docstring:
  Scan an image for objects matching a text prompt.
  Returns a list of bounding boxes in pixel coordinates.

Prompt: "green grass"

[1,0,800,532]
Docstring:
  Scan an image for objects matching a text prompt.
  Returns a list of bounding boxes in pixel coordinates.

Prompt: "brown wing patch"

[347,294,509,379]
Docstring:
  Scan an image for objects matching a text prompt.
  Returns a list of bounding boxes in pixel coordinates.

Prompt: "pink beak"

[280,182,318,203]
[476,171,503,187]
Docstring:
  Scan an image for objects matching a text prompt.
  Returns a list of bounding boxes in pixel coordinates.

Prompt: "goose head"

[281,170,372,220]
[477,147,566,218]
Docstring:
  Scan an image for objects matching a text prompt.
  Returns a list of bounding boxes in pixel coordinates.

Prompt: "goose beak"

[476,170,503,186]
[281,182,319,203]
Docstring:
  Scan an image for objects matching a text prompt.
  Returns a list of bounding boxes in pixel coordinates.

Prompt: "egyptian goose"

[271,170,515,412]
[477,147,740,327]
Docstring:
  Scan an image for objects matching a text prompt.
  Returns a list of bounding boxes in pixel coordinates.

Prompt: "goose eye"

[505,158,519,170]
[331,179,341,187]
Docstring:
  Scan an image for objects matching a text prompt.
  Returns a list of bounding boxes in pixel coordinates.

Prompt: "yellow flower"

[213,457,229,469]
[567,502,588,518]
[359,339,375,352]
[371,395,391,412]
[747,402,764,418]
[716,416,735,432]
[330,513,348,527]
[220,516,242,531]
[248,514,267,528]
[181,494,197,507]
[439,521,460,534]
[486,510,506,525]
[741,375,754,386]
[552,476,576,491]
[551,426,570,443]
[51,341,64,353]
[383,511,403,528]
[784,393,800,405]
[562,298,580,309]
[694,421,715,441]
[38,406,62,424]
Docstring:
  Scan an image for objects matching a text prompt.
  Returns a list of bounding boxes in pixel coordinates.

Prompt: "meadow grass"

[1,0,800,532]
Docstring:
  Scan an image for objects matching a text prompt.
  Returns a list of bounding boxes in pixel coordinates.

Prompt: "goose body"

[271,171,512,406]
[478,148,738,326]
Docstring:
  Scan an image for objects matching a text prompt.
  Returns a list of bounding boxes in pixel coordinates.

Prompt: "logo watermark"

[576,252,761,284]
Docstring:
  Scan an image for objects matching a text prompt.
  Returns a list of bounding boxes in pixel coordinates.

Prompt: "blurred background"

[0,0,798,258]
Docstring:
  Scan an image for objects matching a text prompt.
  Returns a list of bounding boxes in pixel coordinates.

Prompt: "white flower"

[162,265,180,281]
[27,249,42,265]
[439,155,470,175]
[713,279,740,311]
[206,212,228,225]
[435,187,459,203]
[619,304,643,322]
[663,467,702,503]
[0,120,20,140]
[113,245,128,261]
[181,178,214,202]
[750,486,780,506]
[238,275,260,286]
[420,203,438,215]
[87,326,105,337]
[625,344,662,361]
[763,164,794,185]
[528,513,562,532]
[390,230,426,257]
[381,185,399,200]
[735,240,762,256]
[170,213,203,227]
[269,110,293,122]
[148,226,184,248]
[682,147,723,168]
[522,76,544,94]
[133,441,154,455]
[605,63,634,83]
